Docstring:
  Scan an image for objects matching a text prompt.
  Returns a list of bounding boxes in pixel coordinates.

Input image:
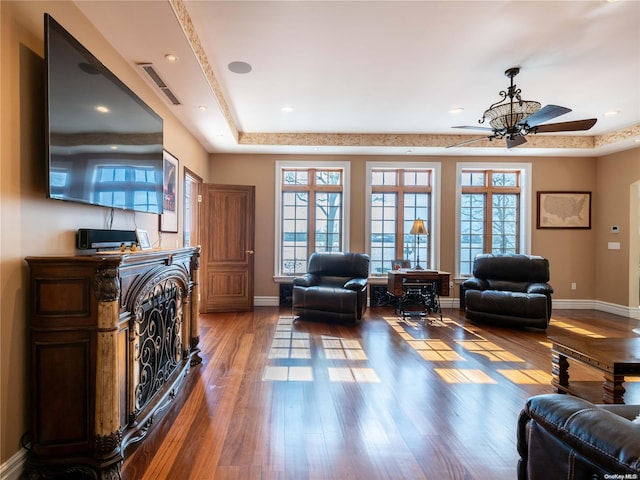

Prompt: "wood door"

[202,184,255,312]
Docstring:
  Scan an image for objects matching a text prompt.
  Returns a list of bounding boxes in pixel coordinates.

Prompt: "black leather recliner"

[461,254,553,329]
[517,394,640,479]
[292,252,370,324]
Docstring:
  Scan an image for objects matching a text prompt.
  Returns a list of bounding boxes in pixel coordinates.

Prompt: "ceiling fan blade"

[446,136,492,148]
[452,125,495,132]
[506,135,527,149]
[533,118,598,133]
[521,104,572,127]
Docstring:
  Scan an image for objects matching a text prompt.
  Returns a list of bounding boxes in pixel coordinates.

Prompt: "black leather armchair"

[518,394,640,479]
[461,254,553,329]
[292,252,370,324]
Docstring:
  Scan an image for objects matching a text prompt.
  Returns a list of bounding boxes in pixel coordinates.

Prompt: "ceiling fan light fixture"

[484,100,541,131]
[448,67,596,149]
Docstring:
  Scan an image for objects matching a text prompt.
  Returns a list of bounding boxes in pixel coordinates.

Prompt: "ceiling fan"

[449,67,597,149]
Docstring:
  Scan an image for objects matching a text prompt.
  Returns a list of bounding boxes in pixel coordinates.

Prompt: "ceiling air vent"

[136,63,182,106]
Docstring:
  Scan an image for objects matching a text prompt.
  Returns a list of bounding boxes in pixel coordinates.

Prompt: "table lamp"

[410,218,428,270]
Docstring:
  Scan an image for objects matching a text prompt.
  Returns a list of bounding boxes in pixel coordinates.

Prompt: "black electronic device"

[77,229,137,250]
[45,14,164,214]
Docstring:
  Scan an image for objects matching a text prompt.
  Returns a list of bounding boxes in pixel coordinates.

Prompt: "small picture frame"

[136,229,151,250]
[392,259,411,271]
[160,149,179,233]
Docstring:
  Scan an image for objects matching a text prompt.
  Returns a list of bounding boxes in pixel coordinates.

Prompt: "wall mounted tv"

[45,14,164,214]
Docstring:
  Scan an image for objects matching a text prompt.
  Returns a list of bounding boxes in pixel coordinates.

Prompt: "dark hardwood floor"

[121,306,640,479]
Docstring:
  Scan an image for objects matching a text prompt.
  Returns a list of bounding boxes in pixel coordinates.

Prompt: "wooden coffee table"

[548,335,640,404]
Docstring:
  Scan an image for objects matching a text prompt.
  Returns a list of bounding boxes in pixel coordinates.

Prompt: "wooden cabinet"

[25,247,200,479]
[387,270,450,297]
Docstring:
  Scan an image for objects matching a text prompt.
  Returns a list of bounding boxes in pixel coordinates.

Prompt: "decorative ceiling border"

[238,132,598,149]
[169,0,637,152]
[169,0,239,142]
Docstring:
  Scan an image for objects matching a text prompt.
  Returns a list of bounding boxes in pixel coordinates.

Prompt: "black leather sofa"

[461,254,553,329]
[518,394,640,479]
[292,252,369,324]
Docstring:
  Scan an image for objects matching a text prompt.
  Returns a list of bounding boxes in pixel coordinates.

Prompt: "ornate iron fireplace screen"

[133,277,184,414]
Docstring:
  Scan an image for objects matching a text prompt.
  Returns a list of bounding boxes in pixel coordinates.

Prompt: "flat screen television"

[45,14,164,214]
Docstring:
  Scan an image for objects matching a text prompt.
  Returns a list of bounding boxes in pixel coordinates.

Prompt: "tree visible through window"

[370,168,432,275]
[280,167,344,275]
[459,169,520,276]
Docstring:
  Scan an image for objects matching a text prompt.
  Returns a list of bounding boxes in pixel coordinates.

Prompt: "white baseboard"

[254,296,280,307]
[256,295,639,319]
[552,299,597,310]
[0,448,25,480]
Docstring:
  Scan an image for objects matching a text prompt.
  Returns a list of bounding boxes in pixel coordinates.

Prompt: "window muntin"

[369,168,433,275]
[459,168,524,276]
[278,166,347,276]
[93,165,160,212]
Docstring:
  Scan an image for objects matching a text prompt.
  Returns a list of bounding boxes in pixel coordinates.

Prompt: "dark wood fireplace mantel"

[25,247,200,479]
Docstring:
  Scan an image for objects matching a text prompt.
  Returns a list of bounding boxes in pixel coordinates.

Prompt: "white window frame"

[365,161,441,276]
[274,160,351,280]
[454,162,532,279]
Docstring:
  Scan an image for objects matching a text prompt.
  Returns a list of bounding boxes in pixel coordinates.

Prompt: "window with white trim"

[275,162,350,276]
[366,163,440,275]
[456,163,531,277]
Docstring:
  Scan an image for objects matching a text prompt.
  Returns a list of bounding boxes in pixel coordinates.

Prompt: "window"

[366,163,440,275]
[456,163,531,277]
[94,165,161,212]
[275,162,350,276]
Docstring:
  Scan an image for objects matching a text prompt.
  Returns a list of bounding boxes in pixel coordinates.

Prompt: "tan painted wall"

[595,148,640,306]
[1,1,209,463]
[209,154,622,304]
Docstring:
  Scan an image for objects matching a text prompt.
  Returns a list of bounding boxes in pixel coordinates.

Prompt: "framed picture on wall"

[537,191,591,229]
[160,149,179,233]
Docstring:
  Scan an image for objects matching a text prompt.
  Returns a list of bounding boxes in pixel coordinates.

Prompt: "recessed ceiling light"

[604,110,620,116]
[281,106,294,113]
[198,105,207,111]
[449,107,464,114]
[96,105,109,113]
[165,54,178,62]
[228,61,252,74]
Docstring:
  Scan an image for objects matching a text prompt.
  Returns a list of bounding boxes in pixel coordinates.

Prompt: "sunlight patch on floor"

[263,317,381,383]
[497,369,551,384]
[328,367,381,383]
[550,320,606,338]
[322,336,368,360]
[408,339,466,361]
[455,340,524,362]
[434,368,497,384]
[262,366,314,381]
[267,317,312,359]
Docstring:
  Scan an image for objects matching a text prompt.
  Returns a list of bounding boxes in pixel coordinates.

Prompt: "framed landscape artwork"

[160,150,179,233]
[537,191,591,229]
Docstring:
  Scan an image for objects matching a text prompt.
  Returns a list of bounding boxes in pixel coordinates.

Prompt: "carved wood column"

[190,251,202,364]
[94,268,122,460]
